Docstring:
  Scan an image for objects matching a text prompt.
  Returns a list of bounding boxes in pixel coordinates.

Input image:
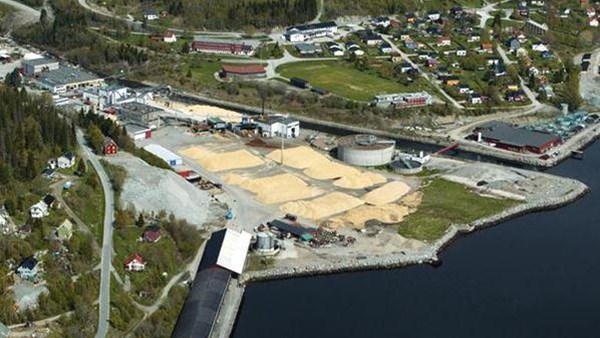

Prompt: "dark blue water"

[232,142,600,338]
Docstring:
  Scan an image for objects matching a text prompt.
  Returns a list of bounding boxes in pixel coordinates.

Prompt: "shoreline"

[164,89,600,169]
[239,178,589,284]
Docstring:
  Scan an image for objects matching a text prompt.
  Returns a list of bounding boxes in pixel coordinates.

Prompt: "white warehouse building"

[143,144,183,167]
[255,115,300,139]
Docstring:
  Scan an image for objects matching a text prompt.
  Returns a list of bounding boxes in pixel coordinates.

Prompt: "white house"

[371,16,391,27]
[586,8,596,17]
[29,202,49,219]
[532,43,549,52]
[469,94,483,104]
[163,31,177,43]
[437,36,451,47]
[255,116,300,138]
[15,257,38,280]
[57,152,76,169]
[379,42,393,54]
[456,49,467,57]
[590,17,599,27]
[124,253,146,272]
[144,10,159,21]
[428,11,441,21]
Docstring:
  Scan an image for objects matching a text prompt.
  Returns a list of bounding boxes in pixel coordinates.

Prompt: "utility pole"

[280,122,285,165]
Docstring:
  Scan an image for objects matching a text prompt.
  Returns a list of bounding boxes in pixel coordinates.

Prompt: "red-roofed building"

[103,137,118,156]
[220,64,267,79]
[124,253,146,272]
[142,228,162,243]
[191,38,259,56]
[163,31,177,43]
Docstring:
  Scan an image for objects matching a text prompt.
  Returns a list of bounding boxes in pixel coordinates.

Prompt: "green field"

[277,61,430,101]
[398,178,520,241]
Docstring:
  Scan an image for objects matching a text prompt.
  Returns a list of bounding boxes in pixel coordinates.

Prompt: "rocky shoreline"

[239,178,589,284]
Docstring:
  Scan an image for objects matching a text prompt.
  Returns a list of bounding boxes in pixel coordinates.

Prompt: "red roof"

[222,64,266,75]
[143,229,162,243]
[124,253,145,265]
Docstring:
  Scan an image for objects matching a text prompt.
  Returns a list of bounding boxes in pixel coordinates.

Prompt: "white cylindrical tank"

[337,134,395,167]
[256,232,273,251]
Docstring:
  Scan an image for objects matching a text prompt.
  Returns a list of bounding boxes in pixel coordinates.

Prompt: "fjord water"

[233,142,600,338]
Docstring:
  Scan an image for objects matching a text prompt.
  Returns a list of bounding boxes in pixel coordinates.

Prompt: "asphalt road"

[76,131,115,338]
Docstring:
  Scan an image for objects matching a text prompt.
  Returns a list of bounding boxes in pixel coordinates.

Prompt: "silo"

[256,232,273,251]
[337,134,395,166]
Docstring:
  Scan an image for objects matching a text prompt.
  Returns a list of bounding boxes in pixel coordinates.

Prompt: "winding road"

[76,130,115,338]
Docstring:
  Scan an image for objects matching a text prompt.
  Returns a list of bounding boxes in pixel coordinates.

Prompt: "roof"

[268,219,315,237]
[36,67,100,87]
[171,267,231,338]
[476,121,560,148]
[192,37,261,49]
[17,256,38,271]
[215,228,252,274]
[143,228,162,242]
[256,115,298,126]
[221,64,266,75]
[287,21,336,32]
[22,57,58,67]
[125,253,145,265]
[43,194,56,206]
[143,144,181,163]
[104,137,117,146]
[61,151,75,160]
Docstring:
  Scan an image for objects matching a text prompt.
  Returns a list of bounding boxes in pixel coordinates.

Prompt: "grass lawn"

[398,178,520,241]
[277,60,430,101]
[182,59,222,86]
[63,169,105,241]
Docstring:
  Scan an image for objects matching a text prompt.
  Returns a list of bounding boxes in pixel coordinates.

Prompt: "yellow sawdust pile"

[333,172,387,190]
[362,181,412,206]
[328,204,411,230]
[179,146,263,172]
[280,192,365,220]
[152,100,242,123]
[224,173,323,204]
[266,146,329,169]
[267,146,387,189]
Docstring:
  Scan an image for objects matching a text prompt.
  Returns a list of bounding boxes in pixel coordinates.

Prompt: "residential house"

[389,20,401,30]
[55,219,73,241]
[418,51,430,60]
[427,11,441,21]
[29,201,49,219]
[468,33,481,43]
[481,42,493,53]
[326,42,344,56]
[57,152,76,169]
[142,227,162,243]
[379,42,393,54]
[487,56,501,66]
[103,137,118,155]
[361,31,383,46]
[458,84,471,94]
[456,49,467,57]
[371,16,391,27]
[404,38,417,50]
[295,43,322,55]
[590,17,599,27]
[406,13,416,24]
[15,257,39,280]
[469,93,483,104]
[443,76,460,86]
[144,10,159,21]
[541,51,553,59]
[47,158,57,170]
[397,62,413,73]
[426,58,439,68]
[124,253,146,272]
[391,53,403,63]
[163,31,177,43]
[559,8,570,18]
[345,42,364,55]
[586,8,596,17]
[506,90,527,102]
[398,32,411,41]
[508,38,521,52]
[41,168,56,180]
[437,36,452,47]
[426,26,441,36]
[532,43,549,52]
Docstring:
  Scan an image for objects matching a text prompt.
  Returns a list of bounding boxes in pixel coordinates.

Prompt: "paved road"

[76,131,115,338]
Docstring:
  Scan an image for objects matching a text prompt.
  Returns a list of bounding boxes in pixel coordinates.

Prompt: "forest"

[0,86,75,200]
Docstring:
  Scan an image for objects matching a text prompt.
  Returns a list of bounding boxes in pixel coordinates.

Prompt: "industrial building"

[123,123,152,140]
[337,134,396,167]
[83,85,153,110]
[118,102,162,128]
[191,37,261,56]
[267,219,315,241]
[371,92,433,108]
[143,144,183,166]
[32,66,104,94]
[284,21,338,42]
[22,57,59,76]
[172,228,251,338]
[471,121,562,154]
[255,115,300,138]
[390,157,423,175]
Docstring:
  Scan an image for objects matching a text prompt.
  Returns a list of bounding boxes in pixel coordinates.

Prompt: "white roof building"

[216,228,252,274]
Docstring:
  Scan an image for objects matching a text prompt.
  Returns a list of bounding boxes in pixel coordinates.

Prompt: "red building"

[103,137,118,155]
[220,64,266,79]
[191,38,258,56]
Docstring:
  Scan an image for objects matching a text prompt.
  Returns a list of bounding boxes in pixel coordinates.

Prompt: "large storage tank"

[255,232,274,252]
[390,158,423,175]
[337,134,395,166]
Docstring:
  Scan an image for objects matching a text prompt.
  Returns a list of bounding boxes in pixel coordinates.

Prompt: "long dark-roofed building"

[472,121,561,154]
[172,228,251,338]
